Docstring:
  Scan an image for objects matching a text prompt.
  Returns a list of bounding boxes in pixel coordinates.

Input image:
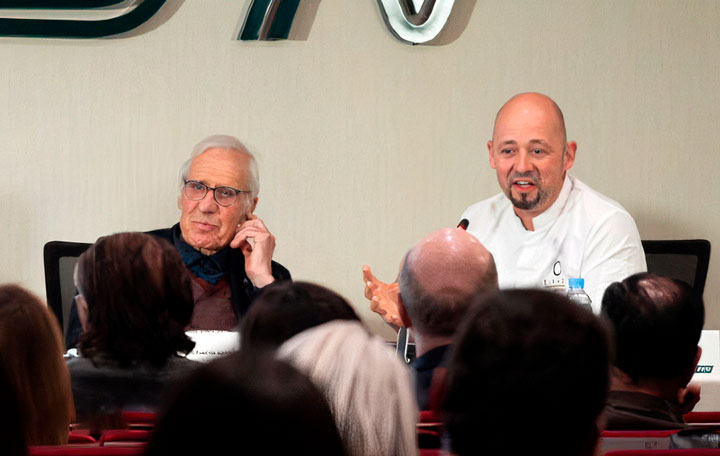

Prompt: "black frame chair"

[43,240,92,337]
[641,239,711,296]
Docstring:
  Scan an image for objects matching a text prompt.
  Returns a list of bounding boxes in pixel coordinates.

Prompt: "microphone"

[457,218,469,230]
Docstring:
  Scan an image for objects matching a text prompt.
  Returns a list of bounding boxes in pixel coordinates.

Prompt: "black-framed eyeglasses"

[183,180,250,207]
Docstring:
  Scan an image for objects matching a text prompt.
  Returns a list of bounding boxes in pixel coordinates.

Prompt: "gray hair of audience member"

[602,272,704,382]
[398,228,498,337]
[277,320,418,456]
[178,134,259,199]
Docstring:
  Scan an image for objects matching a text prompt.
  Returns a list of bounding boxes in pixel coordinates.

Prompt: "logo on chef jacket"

[543,260,565,289]
[552,261,562,276]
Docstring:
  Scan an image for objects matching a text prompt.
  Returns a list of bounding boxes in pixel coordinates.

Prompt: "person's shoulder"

[271,260,291,281]
[146,226,174,242]
[569,175,637,223]
[461,192,510,220]
[65,355,88,371]
[570,175,631,213]
[66,356,107,377]
[163,356,200,375]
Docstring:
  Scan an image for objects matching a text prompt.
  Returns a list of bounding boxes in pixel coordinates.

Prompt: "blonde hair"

[278,320,418,456]
[0,284,74,445]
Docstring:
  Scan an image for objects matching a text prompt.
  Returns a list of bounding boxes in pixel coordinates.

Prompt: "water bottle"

[567,278,592,311]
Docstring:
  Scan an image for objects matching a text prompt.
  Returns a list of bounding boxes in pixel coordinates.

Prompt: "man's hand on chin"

[231,214,276,288]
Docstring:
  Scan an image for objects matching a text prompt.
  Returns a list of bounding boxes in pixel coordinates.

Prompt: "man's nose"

[198,190,218,212]
[515,150,533,173]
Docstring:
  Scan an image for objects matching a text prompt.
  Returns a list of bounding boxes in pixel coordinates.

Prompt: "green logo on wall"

[696,365,713,373]
[0,0,166,38]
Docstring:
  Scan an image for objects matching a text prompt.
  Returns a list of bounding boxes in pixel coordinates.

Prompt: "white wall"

[1,0,718,339]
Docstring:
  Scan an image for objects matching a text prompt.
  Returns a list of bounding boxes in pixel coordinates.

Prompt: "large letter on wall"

[238,0,300,41]
[0,0,165,38]
[377,0,455,45]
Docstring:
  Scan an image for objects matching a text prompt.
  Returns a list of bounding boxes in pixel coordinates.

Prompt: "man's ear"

[690,346,702,377]
[249,196,258,214]
[488,140,496,169]
[563,140,577,172]
[177,194,183,211]
[398,294,413,328]
[680,346,703,386]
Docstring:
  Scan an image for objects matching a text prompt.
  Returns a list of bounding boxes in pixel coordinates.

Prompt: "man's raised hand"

[362,265,403,327]
[231,214,276,288]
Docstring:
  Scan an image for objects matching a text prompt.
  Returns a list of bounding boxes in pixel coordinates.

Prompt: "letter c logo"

[553,261,562,276]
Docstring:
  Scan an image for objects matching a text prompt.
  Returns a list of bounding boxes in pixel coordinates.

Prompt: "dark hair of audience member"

[602,272,704,382]
[0,284,74,445]
[444,289,611,456]
[76,232,195,367]
[0,361,27,456]
[240,280,359,350]
[145,350,347,455]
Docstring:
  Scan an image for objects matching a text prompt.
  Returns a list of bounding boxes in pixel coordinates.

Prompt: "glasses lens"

[184,181,207,200]
[214,187,238,207]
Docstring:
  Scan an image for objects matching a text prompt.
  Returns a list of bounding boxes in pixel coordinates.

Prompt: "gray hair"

[277,320,418,456]
[178,135,259,199]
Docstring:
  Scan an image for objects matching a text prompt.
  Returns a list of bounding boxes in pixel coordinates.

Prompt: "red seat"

[600,429,682,454]
[67,432,97,444]
[606,451,720,455]
[419,449,444,456]
[29,447,144,456]
[684,411,720,425]
[120,411,157,429]
[98,430,152,447]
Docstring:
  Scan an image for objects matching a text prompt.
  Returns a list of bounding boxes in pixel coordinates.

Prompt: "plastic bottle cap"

[568,278,585,289]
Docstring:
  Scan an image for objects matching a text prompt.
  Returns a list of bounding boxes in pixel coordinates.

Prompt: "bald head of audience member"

[602,273,704,397]
[398,228,497,355]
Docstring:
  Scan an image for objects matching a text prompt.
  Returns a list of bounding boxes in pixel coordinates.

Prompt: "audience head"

[278,320,418,456]
[0,284,74,445]
[146,351,345,455]
[75,232,195,367]
[398,227,497,338]
[178,134,259,255]
[602,273,704,384]
[241,281,360,350]
[0,363,26,456]
[444,289,610,456]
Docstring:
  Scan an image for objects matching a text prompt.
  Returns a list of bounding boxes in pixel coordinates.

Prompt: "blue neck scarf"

[172,224,230,285]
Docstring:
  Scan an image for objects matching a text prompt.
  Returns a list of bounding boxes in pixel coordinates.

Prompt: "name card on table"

[185,330,240,362]
[693,330,720,379]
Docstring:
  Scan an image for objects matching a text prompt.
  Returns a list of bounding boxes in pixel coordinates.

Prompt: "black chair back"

[43,241,92,338]
[641,239,711,295]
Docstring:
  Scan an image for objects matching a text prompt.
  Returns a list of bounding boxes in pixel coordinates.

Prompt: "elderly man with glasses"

[64,135,290,348]
[148,135,291,331]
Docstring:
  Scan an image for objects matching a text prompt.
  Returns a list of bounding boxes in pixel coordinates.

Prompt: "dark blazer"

[147,225,291,318]
[65,225,291,348]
